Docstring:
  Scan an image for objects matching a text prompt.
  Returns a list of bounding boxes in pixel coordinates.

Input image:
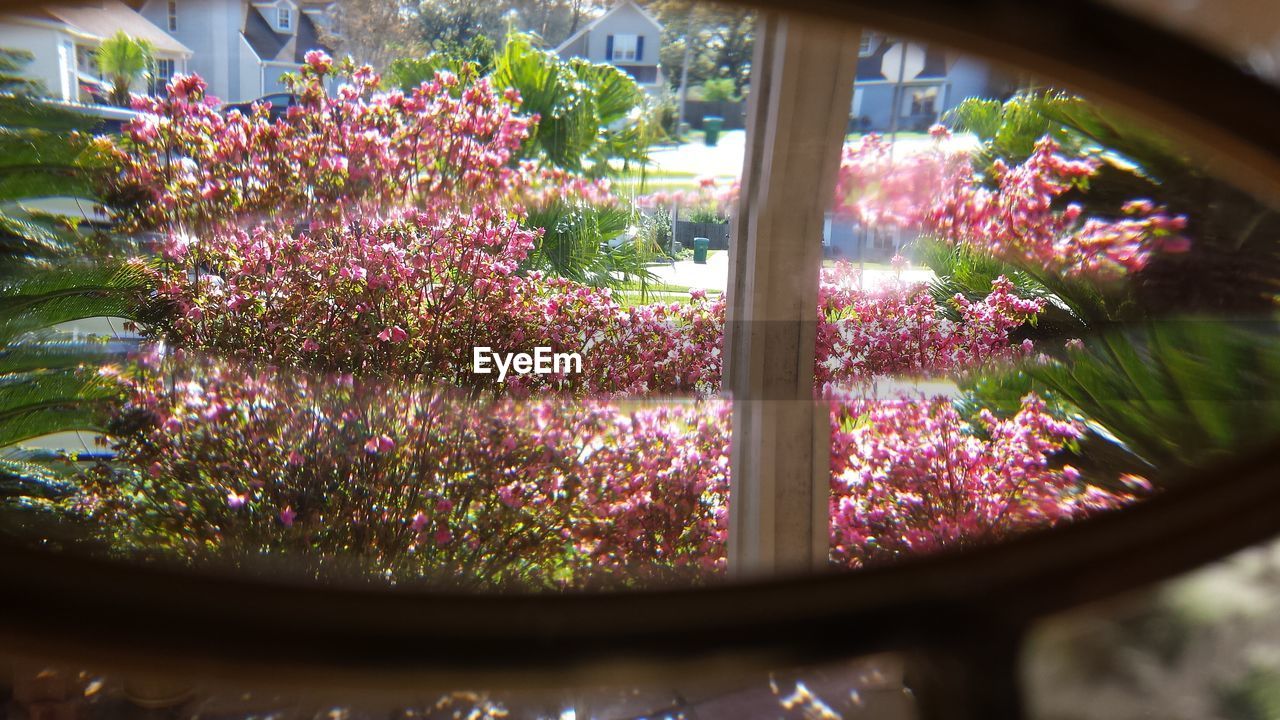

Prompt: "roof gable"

[243,3,330,63]
[43,0,192,55]
[555,0,661,54]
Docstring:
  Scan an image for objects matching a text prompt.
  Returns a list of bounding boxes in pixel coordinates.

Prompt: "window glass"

[0,0,1277,596]
[814,24,1280,576]
[613,33,638,61]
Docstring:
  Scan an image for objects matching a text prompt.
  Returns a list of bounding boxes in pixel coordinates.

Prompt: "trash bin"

[693,236,710,264]
[703,116,724,147]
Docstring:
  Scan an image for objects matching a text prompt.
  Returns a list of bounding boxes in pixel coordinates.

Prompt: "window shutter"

[606,34,614,60]
[636,35,645,62]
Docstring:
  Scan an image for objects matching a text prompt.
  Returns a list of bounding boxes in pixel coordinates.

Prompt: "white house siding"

[261,61,293,94]
[559,33,587,59]
[945,56,992,108]
[0,20,72,99]
[852,83,896,131]
[578,4,659,67]
[237,33,262,99]
[140,0,246,102]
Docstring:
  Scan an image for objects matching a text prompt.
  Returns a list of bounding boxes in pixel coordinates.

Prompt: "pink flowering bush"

[815,266,1043,391]
[107,54,532,232]
[81,58,1137,584]
[638,127,1190,283]
[828,391,1133,569]
[77,353,1125,585]
[80,354,730,589]
[634,176,736,221]
[926,137,1190,279]
[832,126,970,229]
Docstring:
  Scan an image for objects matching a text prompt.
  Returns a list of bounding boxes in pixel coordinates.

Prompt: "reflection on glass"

[1,8,1279,592]
[807,31,1280,568]
[3,652,915,719]
[77,352,730,589]
[1025,536,1280,720]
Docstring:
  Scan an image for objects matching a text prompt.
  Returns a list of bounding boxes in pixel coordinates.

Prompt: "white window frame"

[167,0,178,32]
[277,6,292,31]
[612,34,638,62]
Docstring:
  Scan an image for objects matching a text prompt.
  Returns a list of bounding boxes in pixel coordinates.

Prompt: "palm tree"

[94,31,155,107]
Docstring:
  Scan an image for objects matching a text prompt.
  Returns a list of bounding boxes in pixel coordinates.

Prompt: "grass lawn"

[613,279,723,308]
[614,180,700,195]
[614,169,735,197]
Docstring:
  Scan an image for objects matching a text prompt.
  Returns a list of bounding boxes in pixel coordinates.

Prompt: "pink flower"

[304,50,333,74]
[226,491,246,508]
[364,434,395,454]
[279,506,296,527]
[377,326,408,343]
[435,498,454,513]
[411,512,428,532]
[434,528,453,546]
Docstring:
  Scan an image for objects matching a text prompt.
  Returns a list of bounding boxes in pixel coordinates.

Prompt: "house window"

[906,86,939,116]
[277,6,291,30]
[858,33,876,57]
[76,44,97,76]
[611,34,637,62]
[151,58,176,95]
[167,0,178,31]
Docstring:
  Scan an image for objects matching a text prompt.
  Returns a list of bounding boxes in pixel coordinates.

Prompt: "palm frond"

[1026,319,1280,480]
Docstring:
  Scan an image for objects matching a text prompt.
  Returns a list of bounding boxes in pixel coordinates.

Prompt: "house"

[0,0,192,103]
[135,0,332,104]
[851,32,997,132]
[555,0,663,91]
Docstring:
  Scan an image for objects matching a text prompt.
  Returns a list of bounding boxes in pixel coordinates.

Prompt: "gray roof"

[242,5,329,63]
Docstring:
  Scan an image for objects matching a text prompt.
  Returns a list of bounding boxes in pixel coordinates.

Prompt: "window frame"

[6,1,1280,718]
[612,33,638,62]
